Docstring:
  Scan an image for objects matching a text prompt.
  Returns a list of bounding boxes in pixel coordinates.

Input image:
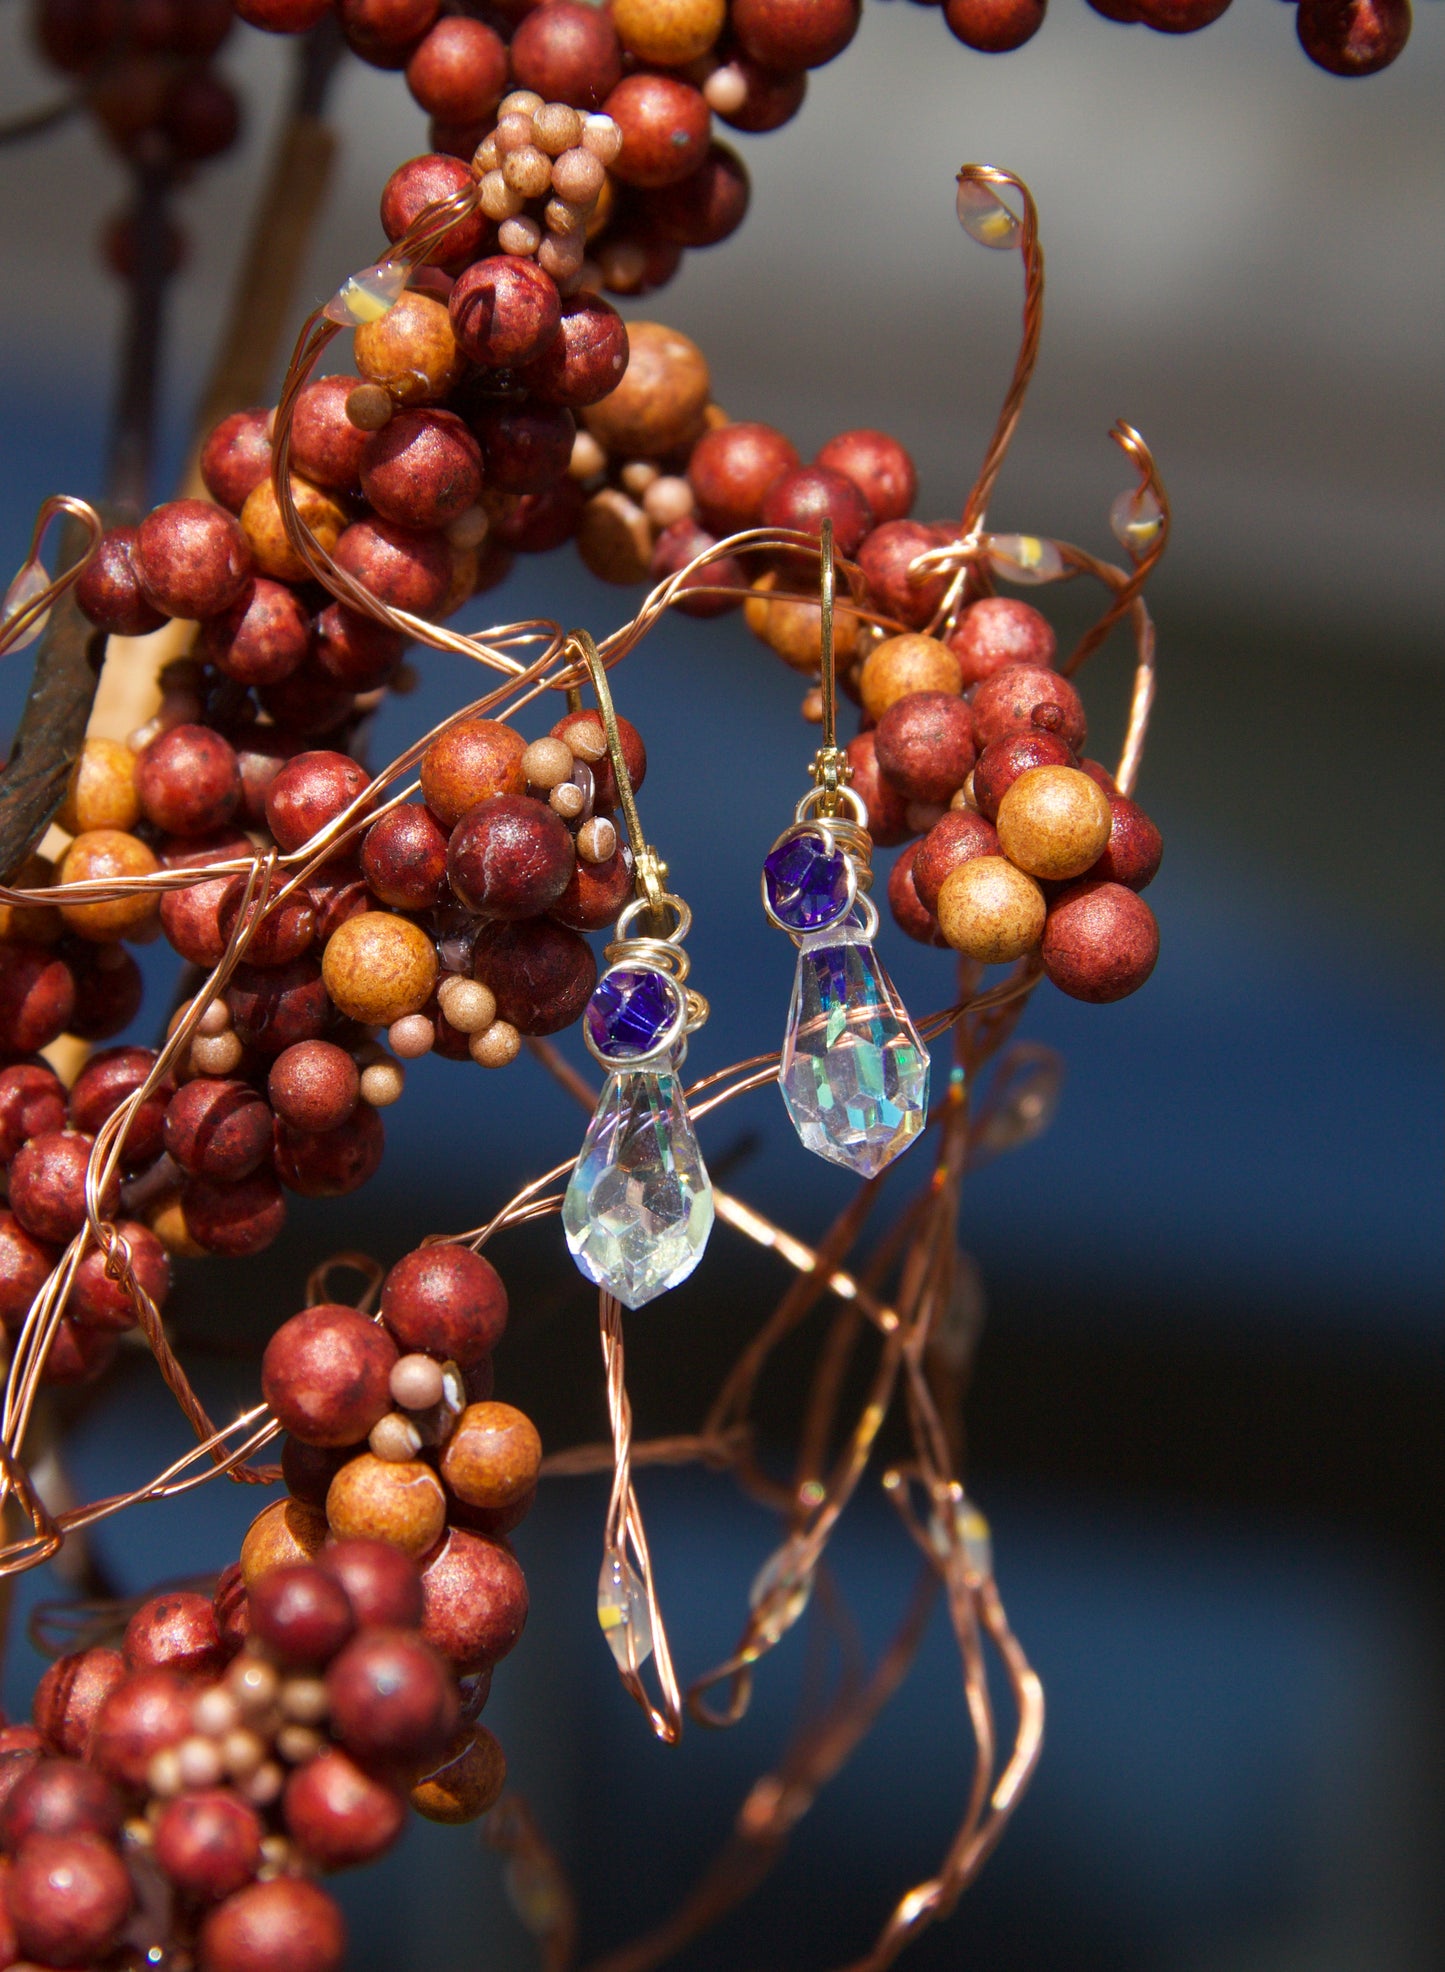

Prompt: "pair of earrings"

[562,531,930,1311]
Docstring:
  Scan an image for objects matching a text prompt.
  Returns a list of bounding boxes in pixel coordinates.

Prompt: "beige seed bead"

[446,505,490,550]
[360,1058,406,1107]
[521,737,574,789]
[147,1750,183,1798]
[642,475,695,529]
[995,766,1113,881]
[193,1687,240,1738]
[470,1020,521,1069]
[369,1411,423,1462]
[569,429,607,480]
[227,1657,280,1713]
[550,144,606,205]
[502,145,552,198]
[276,1725,324,1766]
[801,686,824,723]
[390,1353,446,1411]
[952,775,979,813]
[241,1763,284,1809]
[278,1678,329,1724]
[321,912,438,1026]
[537,232,584,282]
[191,1031,244,1077]
[345,383,393,431]
[532,101,583,154]
[550,782,586,820]
[935,856,1046,965]
[221,1730,267,1780]
[437,976,496,1035]
[387,1015,434,1060]
[194,997,233,1038]
[498,216,542,257]
[559,717,608,764]
[858,634,963,722]
[703,62,748,115]
[499,89,544,119]
[581,113,622,164]
[544,196,588,239]
[472,134,500,172]
[575,816,617,865]
[479,169,525,221]
[177,1736,223,1790]
[620,460,659,495]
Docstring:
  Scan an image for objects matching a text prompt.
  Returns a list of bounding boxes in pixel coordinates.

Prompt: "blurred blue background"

[1,3,1442,1969]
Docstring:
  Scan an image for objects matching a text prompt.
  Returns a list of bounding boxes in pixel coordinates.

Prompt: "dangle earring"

[561,632,714,1309]
[762,525,930,1176]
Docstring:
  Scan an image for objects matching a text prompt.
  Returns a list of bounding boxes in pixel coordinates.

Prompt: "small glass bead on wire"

[323,259,412,329]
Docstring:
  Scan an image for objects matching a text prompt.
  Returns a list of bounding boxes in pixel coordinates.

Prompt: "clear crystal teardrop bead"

[779,925,930,1177]
[563,1053,714,1309]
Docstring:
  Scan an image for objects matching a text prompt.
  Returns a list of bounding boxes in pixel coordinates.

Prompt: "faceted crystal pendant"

[597,1553,654,1669]
[779,925,929,1177]
[562,1053,713,1309]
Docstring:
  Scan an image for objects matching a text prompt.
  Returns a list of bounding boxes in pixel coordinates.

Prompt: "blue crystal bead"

[563,1053,713,1308]
[585,965,683,1064]
[779,926,929,1176]
[762,831,852,934]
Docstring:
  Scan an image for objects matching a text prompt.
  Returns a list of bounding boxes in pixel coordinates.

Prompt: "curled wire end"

[0,496,102,660]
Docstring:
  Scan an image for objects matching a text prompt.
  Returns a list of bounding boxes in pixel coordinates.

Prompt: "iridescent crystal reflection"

[779,926,929,1177]
[563,1056,713,1309]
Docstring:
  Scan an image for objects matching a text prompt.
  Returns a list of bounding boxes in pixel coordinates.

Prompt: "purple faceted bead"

[762,831,852,934]
[586,965,683,1063]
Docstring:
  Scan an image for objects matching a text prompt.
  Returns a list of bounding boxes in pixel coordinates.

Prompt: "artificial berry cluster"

[33,0,242,278]
[256,1239,541,1593]
[0,1537,504,1972]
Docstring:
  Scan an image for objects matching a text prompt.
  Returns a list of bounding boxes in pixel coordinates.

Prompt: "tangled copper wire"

[0,164,1168,1972]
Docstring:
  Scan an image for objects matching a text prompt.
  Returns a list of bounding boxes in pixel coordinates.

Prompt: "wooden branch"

[0,516,105,881]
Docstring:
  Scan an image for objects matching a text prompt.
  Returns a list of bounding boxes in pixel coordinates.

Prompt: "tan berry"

[368,1413,423,1462]
[57,738,140,835]
[240,475,348,586]
[744,569,863,675]
[354,292,466,406]
[325,1453,447,1556]
[935,855,1046,965]
[575,816,617,864]
[581,321,710,459]
[410,1725,507,1824]
[390,1354,446,1411]
[191,1031,244,1077]
[858,634,963,723]
[321,913,438,1026]
[995,766,1113,882]
[239,1499,327,1587]
[613,0,726,66]
[439,1401,543,1510]
[58,829,160,943]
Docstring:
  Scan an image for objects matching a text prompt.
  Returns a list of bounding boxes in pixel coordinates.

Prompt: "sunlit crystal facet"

[597,1553,654,1669]
[986,532,1065,586]
[563,1056,713,1308]
[956,178,1021,250]
[323,259,411,327]
[779,927,929,1177]
[1109,485,1164,558]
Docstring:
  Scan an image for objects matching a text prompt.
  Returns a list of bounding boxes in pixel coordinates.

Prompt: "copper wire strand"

[0,160,1166,1972]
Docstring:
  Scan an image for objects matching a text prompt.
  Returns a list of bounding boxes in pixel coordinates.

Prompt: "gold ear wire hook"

[563,630,668,916]
[810,519,850,815]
